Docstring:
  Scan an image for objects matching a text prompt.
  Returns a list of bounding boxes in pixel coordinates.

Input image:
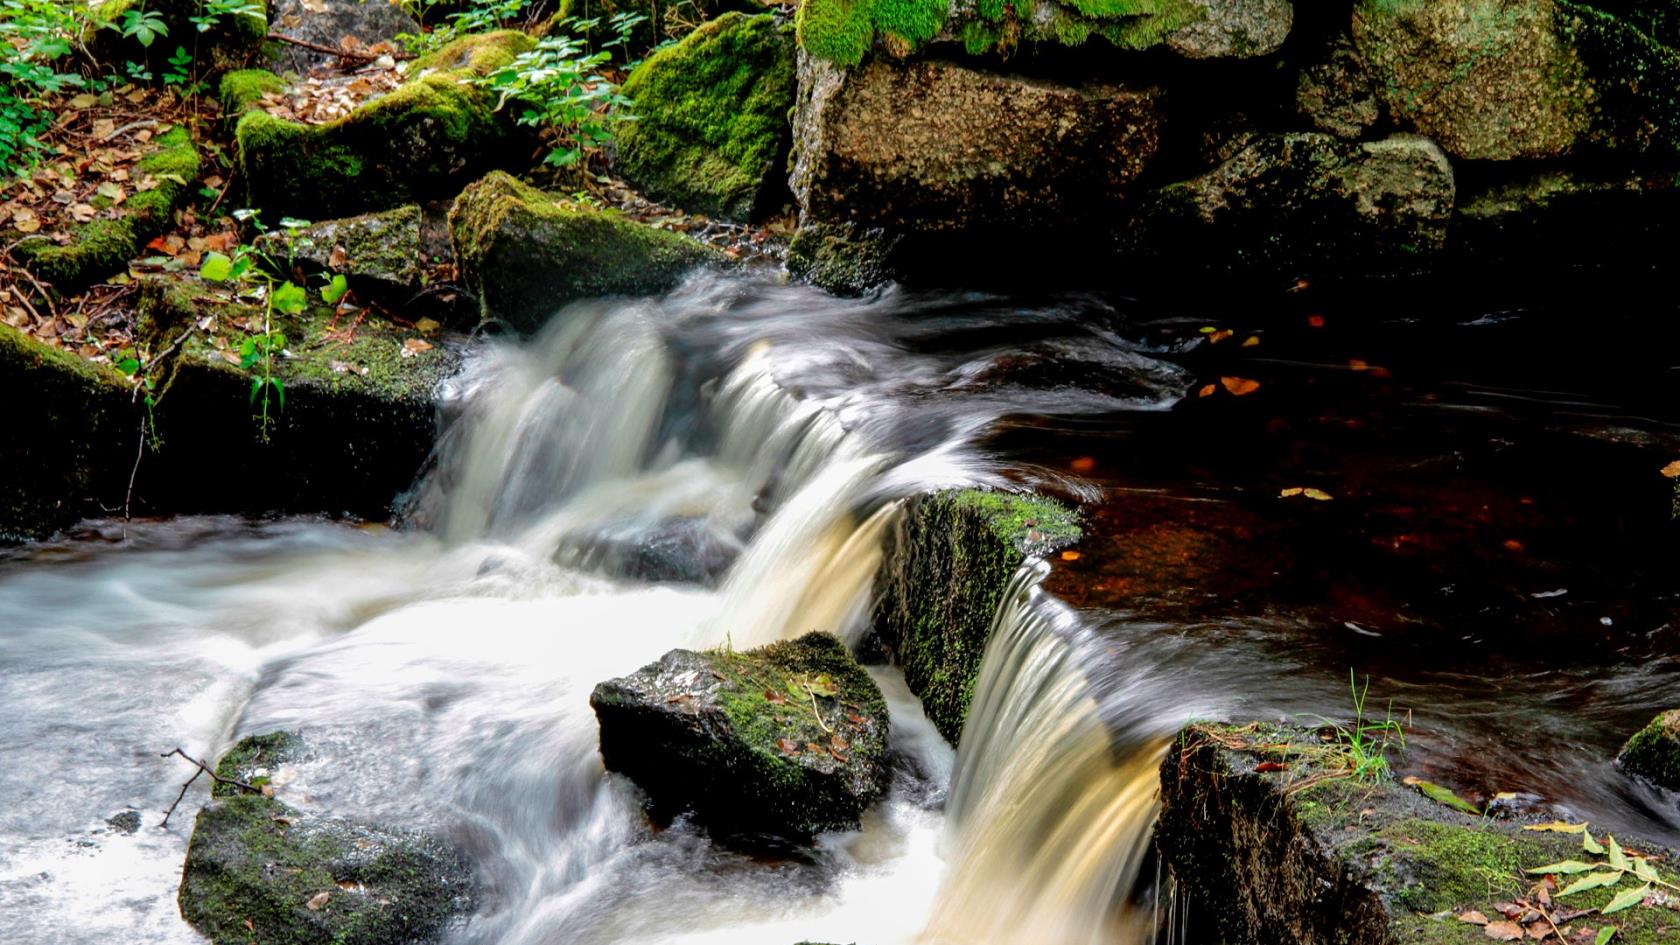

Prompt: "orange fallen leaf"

[1208,329,1234,344]
[1220,376,1261,396]
[1502,539,1526,553]
[1348,359,1370,372]
[1661,460,1680,478]
[1241,335,1260,347]
[400,337,433,357]
[1069,456,1095,473]
[1198,384,1217,398]
[1059,550,1081,561]
[1307,314,1325,328]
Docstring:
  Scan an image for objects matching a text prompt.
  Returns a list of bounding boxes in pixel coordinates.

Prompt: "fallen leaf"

[400,337,433,357]
[1197,383,1217,398]
[68,93,98,108]
[1208,329,1234,344]
[328,244,349,268]
[91,118,116,138]
[1060,550,1081,561]
[763,689,785,705]
[1661,460,1680,478]
[1458,911,1490,925]
[70,203,98,222]
[1524,822,1587,834]
[776,737,800,755]
[1255,761,1288,772]
[1220,376,1261,396]
[1525,923,1549,940]
[415,317,441,334]
[1307,314,1325,328]
[13,208,40,233]
[1242,335,1260,347]
[1485,921,1524,941]
[306,891,330,911]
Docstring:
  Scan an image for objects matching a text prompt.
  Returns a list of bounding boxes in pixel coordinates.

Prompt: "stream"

[1,274,1677,944]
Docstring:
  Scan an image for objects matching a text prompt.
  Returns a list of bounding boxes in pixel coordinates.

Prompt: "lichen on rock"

[1617,708,1680,791]
[449,171,723,332]
[590,632,890,840]
[615,13,797,222]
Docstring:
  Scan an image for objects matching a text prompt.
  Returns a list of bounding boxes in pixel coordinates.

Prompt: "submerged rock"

[871,490,1080,744]
[1618,709,1680,791]
[561,517,744,586]
[590,632,889,839]
[1123,132,1455,276]
[791,52,1164,234]
[449,171,722,332]
[179,733,475,945]
[615,13,797,222]
[236,31,535,219]
[1158,722,1680,944]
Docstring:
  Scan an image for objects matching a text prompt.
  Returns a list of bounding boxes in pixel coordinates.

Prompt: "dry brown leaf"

[69,203,98,223]
[306,891,330,911]
[1661,460,1680,478]
[328,244,349,268]
[1458,911,1490,925]
[1484,921,1524,941]
[400,338,433,358]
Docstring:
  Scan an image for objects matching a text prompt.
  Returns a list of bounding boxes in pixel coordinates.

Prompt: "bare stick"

[265,32,414,62]
[159,747,263,828]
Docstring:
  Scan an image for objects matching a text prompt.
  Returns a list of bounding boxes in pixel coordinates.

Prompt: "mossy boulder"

[257,205,427,298]
[266,0,417,71]
[87,0,268,78]
[1122,132,1456,277]
[180,734,476,945]
[0,324,132,542]
[1617,709,1680,791]
[235,31,534,219]
[1158,722,1680,945]
[871,489,1080,744]
[449,171,723,332]
[615,13,796,222]
[15,125,201,292]
[589,632,889,840]
[785,220,902,295]
[790,52,1164,234]
[219,68,285,121]
[1351,0,1680,161]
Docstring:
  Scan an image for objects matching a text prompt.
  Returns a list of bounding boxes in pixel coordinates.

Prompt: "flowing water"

[0,275,1183,945]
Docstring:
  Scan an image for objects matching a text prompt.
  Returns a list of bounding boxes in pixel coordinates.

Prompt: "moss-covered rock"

[87,0,268,78]
[1352,0,1680,161]
[871,489,1080,744]
[590,632,889,840]
[615,13,796,222]
[211,731,305,796]
[790,51,1164,234]
[15,126,201,292]
[785,220,902,295]
[1617,708,1680,791]
[235,31,534,219]
[449,171,723,332]
[1122,132,1456,277]
[257,205,427,298]
[179,735,475,945]
[218,68,286,120]
[0,324,132,542]
[1158,722,1680,945]
[546,0,760,56]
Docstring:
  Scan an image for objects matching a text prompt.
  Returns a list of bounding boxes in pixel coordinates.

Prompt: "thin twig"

[265,32,414,62]
[803,682,833,734]
[100,119,158,142]
[158,747,262,828]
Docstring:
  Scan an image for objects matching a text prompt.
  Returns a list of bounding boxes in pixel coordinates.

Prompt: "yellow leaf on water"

[1241,335,1260,347]
[1660,460,1680,478]
[1221,376,1261,396]
[1280,487,1332,501]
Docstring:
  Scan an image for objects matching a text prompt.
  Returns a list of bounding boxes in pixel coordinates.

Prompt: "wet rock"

[562,517,744,586]
[180,736,475,945]
[105,811,142,834]
[615,13,797,223]
[266,0,418,72]
[1123,132,1455,276]
[1166,0,1294,60]
[1295,34,1382,139]
[871,490,1080,744]
[790,52,1164,234]
[450,171,723,332]
[260,206,427,299]
[590,632,889,840]
[1157,722,1680,944]
[236,31,535,219]
[785,221,903,295]
[1352,0,1680,161]
[1617,708,1680,791]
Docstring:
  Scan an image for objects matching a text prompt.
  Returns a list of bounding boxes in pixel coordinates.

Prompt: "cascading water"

[0,274,1190,945]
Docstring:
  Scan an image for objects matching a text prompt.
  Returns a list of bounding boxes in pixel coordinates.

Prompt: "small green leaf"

[1525,861,1598,876]
[805,674,838,698]
[271,282,306,314]
[1595,928,1616,945]
[1584,830,1606,855]
[1602,883,1650,915]
[271,377,284,410]
[321,273,348,304]
[249,376,262,403]
[116,357,140,376]
[199,251,232,281]
[1633,857,1659,883]
[1559,872,1624,897]
[1607,836,1628,872]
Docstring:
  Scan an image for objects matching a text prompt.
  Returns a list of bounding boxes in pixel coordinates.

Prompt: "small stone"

[1617,708,1680,791]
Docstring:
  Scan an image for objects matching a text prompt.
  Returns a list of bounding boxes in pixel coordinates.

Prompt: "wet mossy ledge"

[1617,709,1680,791]
[614,12,798,223]
[179,732,477,945]
[15,126,202,293]
[590,632,889,841]
[449,171,724,333]
[871,489,1081,744]
[234,31,536,219]
[1157,722,1680,945]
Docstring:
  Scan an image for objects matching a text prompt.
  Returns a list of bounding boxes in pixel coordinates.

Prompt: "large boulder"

[871,490,1080,744]
[266,0,418,71]
[615,13,797,222]
[790,53,1165,233]
[179,733,476,945]
[1351,0,1680,161]
[235,32,535,219]
[449,171,723,332]
[1617,708,1680,791]
[590,632,889,840]
[1122,132,1456,276]
[1158,722,1680,944]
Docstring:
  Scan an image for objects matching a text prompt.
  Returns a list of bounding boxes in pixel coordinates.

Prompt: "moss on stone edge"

[235,31,534,219]
[211,731,305,797]
[1160,722,1680,945]
[218,69,286,119]
[17,126,201,291]
[1617,708,1680,791]
[449,170,723,332]
[785,221,902,296]
[615,13,796,223]
[871,489,1080,744]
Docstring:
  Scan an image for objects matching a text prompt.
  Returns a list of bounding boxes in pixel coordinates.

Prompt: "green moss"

[211,732,304,797]
[236,32,534,219]
[616,13,796,222]
[449,170,722,332]
[218,69,285,119]
[795,0,946,67]
[1559,1,1680,158]
[786,221,901,295]
[1617,708,1680,789]
[794,0,1198,61]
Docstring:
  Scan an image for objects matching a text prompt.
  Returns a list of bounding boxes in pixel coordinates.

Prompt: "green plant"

[0,0,92,172]
[396,0,530,55]
[1525,829,1680,917]
[476,13,642,182]
[1304,671,1407,783]
[116,6,168,47]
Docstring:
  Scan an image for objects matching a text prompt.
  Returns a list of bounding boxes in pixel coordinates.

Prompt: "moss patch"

[218,69,286,120]
[615,13,796,222]
[871,489,1080,743]
[1617,708,1680,790]
[448,170,722,332]
[795,0,1200,63]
